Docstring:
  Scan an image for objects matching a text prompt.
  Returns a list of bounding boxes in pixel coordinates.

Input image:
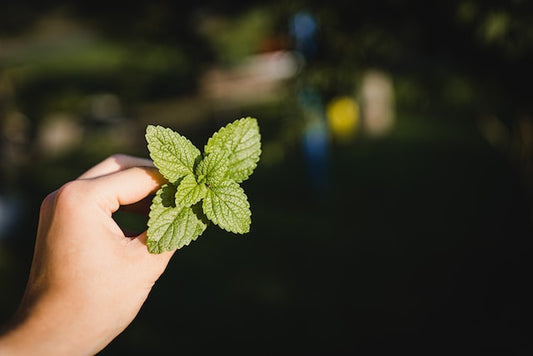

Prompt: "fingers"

[131,231,176,264]
[89,166,166,214]
[118,195,154,216]
[78,154,155,180]
[77,155,175,258]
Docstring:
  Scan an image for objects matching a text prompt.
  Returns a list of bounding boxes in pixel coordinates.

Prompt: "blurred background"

[1,0,532,354]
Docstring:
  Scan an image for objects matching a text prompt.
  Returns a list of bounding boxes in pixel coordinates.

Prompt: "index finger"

[78,154,155,180]
[89,166,166,214]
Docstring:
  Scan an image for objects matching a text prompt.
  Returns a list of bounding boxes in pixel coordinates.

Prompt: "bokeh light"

[327,96,359,143]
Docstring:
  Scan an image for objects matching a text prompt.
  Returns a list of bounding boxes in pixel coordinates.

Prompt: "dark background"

[1,1,532,354]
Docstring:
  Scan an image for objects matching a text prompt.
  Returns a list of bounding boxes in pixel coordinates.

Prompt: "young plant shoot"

[145,117,261,253]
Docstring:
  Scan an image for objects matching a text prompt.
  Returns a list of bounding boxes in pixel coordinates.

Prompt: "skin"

[0,154,174,355]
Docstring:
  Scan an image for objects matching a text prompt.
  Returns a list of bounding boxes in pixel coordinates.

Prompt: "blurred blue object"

[289,12,318,59]
[299,87,330,193]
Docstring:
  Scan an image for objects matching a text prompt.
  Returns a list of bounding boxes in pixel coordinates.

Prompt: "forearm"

[0,295,112,356]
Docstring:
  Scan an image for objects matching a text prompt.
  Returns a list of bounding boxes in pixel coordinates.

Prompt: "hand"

[0,154,173,355]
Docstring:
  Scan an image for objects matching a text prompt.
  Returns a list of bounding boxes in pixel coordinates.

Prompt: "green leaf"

[203,180,251,234]
[195,150,229,186]
[146,125,201,183]
[147,185,207,253]
[175,174,207,208]
[191,201,210,233]
[159,183,177,207]
[145,118,262,253]
[204,117,261,183]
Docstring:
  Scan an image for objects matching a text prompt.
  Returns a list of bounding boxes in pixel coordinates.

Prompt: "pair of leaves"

[145,117,261,253]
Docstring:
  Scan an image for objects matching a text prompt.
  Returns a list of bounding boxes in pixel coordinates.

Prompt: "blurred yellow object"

[327,97,359,142]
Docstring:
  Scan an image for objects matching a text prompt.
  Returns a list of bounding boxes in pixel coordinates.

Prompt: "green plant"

[145,117,261,253]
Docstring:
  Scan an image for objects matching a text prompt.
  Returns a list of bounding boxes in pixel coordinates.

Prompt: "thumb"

[87,166,166,214]
[91,167,176,263]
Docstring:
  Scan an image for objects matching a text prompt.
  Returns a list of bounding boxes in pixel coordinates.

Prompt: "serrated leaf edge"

[203,181,251,234]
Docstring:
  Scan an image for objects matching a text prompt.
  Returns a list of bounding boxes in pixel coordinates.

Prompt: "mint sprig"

[145,117,261,253]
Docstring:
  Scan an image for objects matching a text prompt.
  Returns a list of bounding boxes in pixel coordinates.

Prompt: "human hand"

[0,154,173,355]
